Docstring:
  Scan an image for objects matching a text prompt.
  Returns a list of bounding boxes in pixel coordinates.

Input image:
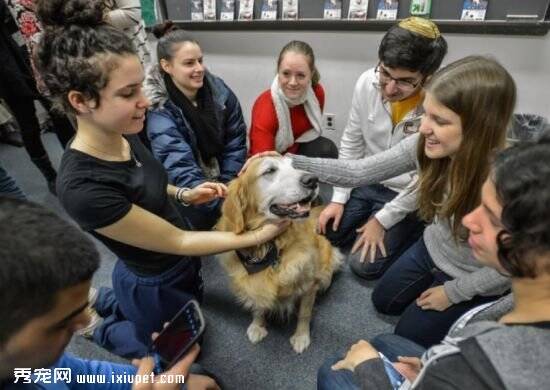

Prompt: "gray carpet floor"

[0,133,398,389]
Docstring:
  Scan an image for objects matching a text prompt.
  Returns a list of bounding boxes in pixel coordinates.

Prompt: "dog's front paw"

[290,333,311,353]
[247,323,268,344]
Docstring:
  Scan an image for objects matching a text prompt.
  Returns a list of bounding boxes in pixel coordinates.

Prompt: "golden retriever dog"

[216,157,343,353]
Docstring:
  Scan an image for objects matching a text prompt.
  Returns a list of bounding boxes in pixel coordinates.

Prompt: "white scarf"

[270,76,323,153]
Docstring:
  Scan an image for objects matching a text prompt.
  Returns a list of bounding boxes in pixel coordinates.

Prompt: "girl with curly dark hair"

[34,0,287,358]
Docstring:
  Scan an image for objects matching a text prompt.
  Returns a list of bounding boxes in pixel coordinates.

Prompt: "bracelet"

[175,187,191,206]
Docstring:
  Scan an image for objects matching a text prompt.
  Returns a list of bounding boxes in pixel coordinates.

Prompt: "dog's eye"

[262,167,277,176]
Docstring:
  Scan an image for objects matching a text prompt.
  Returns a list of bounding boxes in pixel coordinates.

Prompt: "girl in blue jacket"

[144,22,247,230]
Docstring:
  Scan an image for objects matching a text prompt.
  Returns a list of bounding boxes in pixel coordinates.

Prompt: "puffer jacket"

[144,65,247,213]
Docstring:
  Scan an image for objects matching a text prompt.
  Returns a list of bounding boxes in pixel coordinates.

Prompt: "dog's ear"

[219,178,248,234]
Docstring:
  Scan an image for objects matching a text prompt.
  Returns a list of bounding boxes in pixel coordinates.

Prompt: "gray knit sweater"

[290,133,510,303]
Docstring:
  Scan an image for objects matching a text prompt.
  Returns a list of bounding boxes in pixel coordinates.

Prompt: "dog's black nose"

[300,174,318,189]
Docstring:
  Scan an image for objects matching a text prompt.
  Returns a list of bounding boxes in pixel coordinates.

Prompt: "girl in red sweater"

[249,40,338,158]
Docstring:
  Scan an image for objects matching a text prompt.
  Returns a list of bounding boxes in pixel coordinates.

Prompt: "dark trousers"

[177,201,221,231]
[39,97,74,147]
[317,355,361,390]
[1,93,73,159]
[0,163,25,199]
[297,136,338,203]
[93,258,203,359]
[372,238,500,348]
[297,136,338,159]
[370,333,426,361]
[325,183,425,279]
[316,335,425,390]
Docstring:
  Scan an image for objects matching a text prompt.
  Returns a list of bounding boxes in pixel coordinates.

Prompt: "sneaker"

[76,307,102,338]
[40,118,55,134]
[0,123,24,147]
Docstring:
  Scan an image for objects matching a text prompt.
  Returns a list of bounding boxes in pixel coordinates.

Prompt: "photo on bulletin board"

[191,0,204,20]
[461,0,488,21]
[261,0,278,20]
[376,0,399,20]
[282,0,298,20]
[141,0,157,26]
[324,0,342,19]
[410,0,431,16]
[348,0,369,20]
[203,0,216,20]
[220,0,235,20]
[238,0,255,20]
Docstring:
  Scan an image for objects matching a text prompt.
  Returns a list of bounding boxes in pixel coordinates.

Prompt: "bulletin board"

[158,0,550,35]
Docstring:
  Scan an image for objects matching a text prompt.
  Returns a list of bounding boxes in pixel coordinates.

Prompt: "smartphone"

[378,352,405,389]
[150,300,205,372]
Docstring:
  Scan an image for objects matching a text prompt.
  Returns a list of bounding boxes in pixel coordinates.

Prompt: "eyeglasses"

[375,64,423,92]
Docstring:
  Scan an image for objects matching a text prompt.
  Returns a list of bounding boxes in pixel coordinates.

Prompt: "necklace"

[74,136,142,167]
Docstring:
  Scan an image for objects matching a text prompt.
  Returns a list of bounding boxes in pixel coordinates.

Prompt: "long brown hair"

[417,56,516,240]
[277,40,320,86]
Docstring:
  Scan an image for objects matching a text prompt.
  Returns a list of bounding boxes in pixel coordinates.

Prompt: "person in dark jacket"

[317,133,550,389]
[0,197,217,389]
[144,22,247,230]
[0,0,74,194]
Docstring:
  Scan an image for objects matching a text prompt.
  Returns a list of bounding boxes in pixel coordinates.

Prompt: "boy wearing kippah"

[318,17,447,280]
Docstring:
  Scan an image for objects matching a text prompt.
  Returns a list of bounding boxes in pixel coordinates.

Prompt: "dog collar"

[236,241,279,274]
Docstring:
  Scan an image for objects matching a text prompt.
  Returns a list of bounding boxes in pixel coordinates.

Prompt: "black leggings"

[297,136,339,159]
[297,136,338,204]
[1,93,74,159]
[39,97,74,148]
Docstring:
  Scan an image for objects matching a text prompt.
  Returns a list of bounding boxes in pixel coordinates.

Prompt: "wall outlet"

[323,113,336,131]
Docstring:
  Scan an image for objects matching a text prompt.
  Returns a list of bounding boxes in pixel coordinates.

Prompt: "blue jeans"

[317,335,424,390]
[0,163,25,199]
[325,183,424,279]
[370,334,426,361]
[317,355,361,390]
[372,238,500,348]
[93,258,203,359]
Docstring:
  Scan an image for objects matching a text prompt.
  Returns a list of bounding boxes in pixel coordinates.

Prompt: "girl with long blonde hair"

[252,55,516,347]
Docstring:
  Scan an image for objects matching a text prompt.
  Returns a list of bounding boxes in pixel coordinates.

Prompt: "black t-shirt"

[57,135,194,276]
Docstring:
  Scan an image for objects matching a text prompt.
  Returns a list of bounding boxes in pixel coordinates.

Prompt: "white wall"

[190,30,550,142]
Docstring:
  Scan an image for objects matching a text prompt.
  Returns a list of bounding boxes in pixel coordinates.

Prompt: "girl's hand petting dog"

[184,182,228,205]
[253,220,291,245]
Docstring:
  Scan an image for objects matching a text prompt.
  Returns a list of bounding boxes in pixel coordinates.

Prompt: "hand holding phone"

[150,300,206,373]
[379,352,406,389]
[133,344,200,390]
